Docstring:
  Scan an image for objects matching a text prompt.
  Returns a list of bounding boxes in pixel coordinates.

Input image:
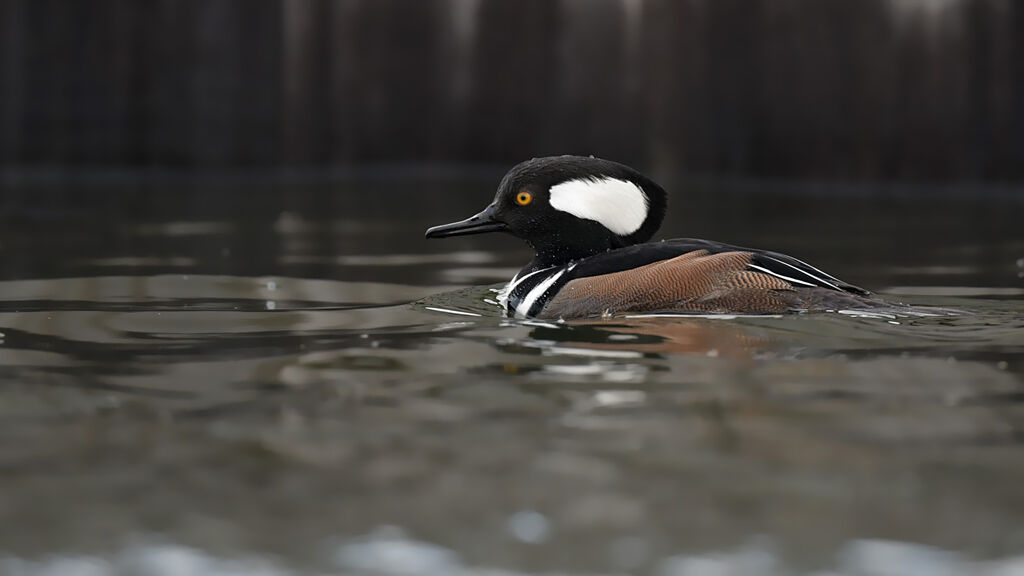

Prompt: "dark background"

[1,0,1023,181]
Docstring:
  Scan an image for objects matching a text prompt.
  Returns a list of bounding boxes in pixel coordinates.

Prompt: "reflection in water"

[0,177,1022,574]
[521,317,779,358]
[0,274,1022,574]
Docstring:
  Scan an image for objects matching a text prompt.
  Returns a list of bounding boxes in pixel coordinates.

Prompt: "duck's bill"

[425,206,506,239]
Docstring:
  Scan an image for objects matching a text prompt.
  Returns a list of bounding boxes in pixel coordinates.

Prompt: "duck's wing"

[539,250,797,318]
[516,239,871,319]
[569,238,870,296]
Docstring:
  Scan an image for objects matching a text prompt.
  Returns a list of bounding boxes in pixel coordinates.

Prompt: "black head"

[425,156,668,269]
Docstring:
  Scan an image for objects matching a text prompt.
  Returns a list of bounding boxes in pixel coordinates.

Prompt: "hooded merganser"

[425,155,879,319]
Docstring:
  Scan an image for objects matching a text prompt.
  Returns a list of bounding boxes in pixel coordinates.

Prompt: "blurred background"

[2,0,1023,181]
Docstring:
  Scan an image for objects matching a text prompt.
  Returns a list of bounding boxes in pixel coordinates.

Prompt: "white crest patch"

[548,177,649,236]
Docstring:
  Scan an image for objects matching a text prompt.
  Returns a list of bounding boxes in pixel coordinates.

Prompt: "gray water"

[0,170,1022,576]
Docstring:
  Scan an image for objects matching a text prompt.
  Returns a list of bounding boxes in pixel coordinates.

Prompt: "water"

[0,170,1022,576]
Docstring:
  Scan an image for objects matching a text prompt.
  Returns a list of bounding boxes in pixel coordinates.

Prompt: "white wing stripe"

[792,259,841,281]
[747,264,818,287]
[761,255,842,290]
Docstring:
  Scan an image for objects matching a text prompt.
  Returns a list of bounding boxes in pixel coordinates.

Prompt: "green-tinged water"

[0,171,1022,576]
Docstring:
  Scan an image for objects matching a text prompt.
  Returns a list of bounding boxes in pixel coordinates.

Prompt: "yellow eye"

[515,191,533,206]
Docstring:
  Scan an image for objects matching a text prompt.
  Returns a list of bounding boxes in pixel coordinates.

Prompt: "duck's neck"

[519,239,619,276]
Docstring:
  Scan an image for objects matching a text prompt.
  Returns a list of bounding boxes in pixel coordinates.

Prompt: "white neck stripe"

[508,266,554,291]
[497,266,555,310]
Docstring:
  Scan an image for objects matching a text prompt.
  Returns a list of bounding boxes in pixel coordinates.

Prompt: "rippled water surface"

[0,171,1022,575]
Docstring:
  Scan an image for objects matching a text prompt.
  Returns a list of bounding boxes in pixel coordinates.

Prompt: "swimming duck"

[425,155,879,319]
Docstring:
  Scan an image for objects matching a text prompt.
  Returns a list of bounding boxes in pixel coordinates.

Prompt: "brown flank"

[539,250,801,318]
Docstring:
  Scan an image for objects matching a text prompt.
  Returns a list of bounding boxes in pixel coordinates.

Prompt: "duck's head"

[425,155,668,268]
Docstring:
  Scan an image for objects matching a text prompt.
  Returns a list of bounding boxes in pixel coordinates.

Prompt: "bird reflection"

[521,316,778,358]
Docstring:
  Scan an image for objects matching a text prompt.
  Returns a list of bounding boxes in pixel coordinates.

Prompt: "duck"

[425,155,882,319]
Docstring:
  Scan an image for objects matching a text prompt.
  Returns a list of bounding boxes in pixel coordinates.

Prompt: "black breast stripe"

[524,267,577,317]
[505,265,581,317]
[505,267,557,315]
